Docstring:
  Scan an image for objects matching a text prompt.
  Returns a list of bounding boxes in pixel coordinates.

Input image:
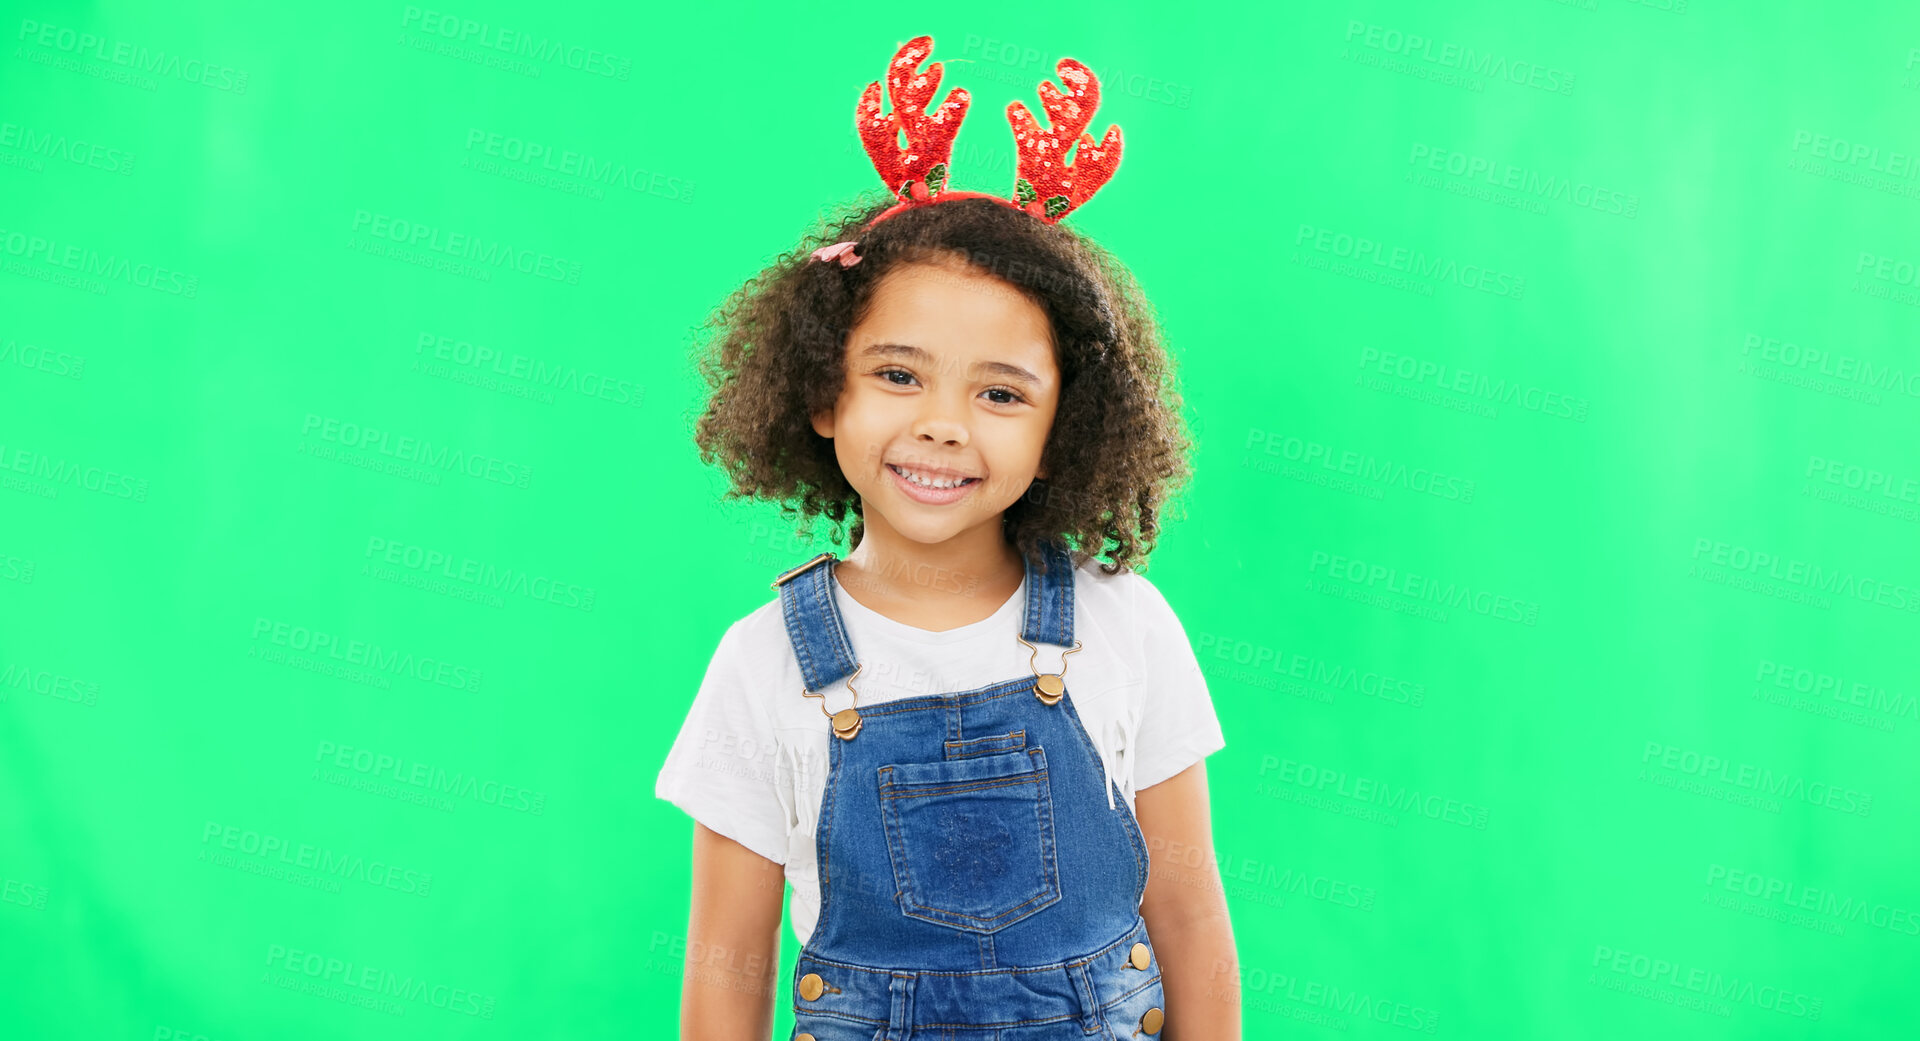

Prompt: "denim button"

[799,972,824,1000]
[1033,672,1065,703]
[1141,1006,1164,1034]
[1129,942,1151,970]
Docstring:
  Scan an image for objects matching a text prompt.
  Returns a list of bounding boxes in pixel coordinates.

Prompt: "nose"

[911,391,970,446]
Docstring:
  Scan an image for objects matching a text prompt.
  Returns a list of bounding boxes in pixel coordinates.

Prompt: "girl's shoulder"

[712,593,793,665]
[1069,559,1197,678]
[1069,555,1171,625]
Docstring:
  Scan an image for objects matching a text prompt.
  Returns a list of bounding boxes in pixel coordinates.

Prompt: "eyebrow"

[856,342,1045,389]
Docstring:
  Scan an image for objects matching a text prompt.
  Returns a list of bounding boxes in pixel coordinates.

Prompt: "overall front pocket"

[876,747,1062,933]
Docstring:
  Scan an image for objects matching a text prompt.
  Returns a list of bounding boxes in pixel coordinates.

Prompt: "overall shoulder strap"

[773,553,859,692]
[1020,537,1076,647]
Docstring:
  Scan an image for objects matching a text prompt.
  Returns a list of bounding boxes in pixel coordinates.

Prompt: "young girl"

[656,35,1238,1040]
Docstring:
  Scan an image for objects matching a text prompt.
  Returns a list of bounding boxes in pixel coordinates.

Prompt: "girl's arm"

[1136,760,1242,1040]
[680,822,785,1040]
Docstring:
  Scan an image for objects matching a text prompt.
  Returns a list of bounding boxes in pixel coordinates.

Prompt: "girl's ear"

[810,408,834,438]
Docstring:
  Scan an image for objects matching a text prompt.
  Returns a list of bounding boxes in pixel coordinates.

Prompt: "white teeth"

[893,465,972,490]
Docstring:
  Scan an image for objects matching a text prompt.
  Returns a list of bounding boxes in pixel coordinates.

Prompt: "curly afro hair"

[691,194,1193,576]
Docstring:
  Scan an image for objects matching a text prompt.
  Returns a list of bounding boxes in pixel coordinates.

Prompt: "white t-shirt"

[654,555,1227,946]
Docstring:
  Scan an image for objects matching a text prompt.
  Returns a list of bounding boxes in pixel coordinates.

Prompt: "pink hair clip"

[811,240,862,267]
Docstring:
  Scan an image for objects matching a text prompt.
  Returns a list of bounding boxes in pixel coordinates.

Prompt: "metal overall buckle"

[1014,635,1083,705]
[803,663,864,740]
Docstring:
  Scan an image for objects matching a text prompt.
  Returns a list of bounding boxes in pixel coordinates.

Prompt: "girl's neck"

[837,524,1025,632]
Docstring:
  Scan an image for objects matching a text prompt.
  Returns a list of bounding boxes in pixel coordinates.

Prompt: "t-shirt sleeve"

[1129,573,1227,792]
[653,619,790,865]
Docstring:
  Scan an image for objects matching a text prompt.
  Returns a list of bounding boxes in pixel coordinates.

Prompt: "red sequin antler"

[845,36,1125,231]
[1006,58,1123,222]
[856,36,971,203]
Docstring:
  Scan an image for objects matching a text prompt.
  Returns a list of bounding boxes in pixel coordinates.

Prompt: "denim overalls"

[771,538,1166,1041]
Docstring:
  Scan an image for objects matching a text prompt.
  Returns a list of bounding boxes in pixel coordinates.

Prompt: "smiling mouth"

[887,464,981,490]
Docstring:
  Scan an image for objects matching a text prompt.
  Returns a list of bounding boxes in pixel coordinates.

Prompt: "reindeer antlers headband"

[811,35,1124,267]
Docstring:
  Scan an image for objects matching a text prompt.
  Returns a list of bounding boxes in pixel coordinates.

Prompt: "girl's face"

[811,256,1060,555]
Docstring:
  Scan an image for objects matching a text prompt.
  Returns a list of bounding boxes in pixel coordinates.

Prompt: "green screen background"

[4,1,1916,1038]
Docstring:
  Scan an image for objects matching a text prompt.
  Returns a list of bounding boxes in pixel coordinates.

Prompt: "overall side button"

[1129,942,1152,970]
